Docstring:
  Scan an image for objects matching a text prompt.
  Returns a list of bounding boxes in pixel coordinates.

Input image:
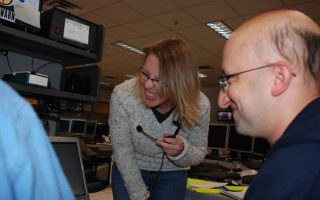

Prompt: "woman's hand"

[156,134,184,156]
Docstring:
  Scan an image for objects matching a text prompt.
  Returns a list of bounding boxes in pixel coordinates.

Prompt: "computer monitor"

[85,120,97,138]
[49,136,89,200]
[207,124,228,149]
[227,125,253,153]
[95,123,109,138]
[57,118,72,133]
[70,119,86,135]
[217,111,233,122]
[253,137,271,155]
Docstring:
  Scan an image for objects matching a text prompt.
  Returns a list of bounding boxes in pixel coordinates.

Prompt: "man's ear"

[271,62,294,96]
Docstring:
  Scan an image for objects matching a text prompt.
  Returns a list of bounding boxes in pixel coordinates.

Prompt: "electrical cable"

[36,62,53,73]
[137,120,181,199]
[31,57,35,72]
[148,152,165,199]
[3,52,14,74]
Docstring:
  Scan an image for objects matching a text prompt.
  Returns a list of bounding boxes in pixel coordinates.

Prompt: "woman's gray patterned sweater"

[109,78,211,200]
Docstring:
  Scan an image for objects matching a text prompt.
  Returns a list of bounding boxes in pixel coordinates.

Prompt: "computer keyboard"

[189,163,241,182]
[242,159,263,170]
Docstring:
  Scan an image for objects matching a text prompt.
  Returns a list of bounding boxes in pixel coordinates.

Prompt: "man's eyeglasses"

[137,67,161,88]
[218,63,296,90]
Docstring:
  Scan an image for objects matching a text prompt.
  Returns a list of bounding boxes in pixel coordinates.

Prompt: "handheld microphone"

[136,125,156,142]
[136,125,143,133]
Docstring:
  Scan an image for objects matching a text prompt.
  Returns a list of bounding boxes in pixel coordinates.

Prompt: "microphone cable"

[148,152,165,199]
[136,121,181,199]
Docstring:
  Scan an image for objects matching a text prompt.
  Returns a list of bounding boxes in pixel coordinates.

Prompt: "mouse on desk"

[232,168,242,173]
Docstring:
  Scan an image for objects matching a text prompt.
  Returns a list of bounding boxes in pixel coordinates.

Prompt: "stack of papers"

[187,178,248,200]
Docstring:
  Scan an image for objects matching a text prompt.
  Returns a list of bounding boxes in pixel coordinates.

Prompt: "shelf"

[0,23,104,66]
[8,82,97,102]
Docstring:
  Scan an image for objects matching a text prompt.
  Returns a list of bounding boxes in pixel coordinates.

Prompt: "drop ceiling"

[43,0,320,88]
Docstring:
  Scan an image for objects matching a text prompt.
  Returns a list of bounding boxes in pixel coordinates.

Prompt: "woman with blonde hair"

[109,38,210,200]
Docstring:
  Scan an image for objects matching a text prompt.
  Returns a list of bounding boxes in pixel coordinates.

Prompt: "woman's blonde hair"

[135,38,200,131]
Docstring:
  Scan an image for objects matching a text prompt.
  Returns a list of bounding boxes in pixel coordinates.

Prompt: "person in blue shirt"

[218,9,320,199]
[0,79,74,200]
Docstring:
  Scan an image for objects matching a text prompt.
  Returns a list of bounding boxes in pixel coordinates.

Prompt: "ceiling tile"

[209,47,224,57]
[123,0,179,17]
[145,31,182,42]
[94,3,144,25]
[187,41,205,52]
[43,0,116,15]
[71,0,116,14]
[195,49,218,61]
[197,53,222,67]
[282,0,316,6]
[103,36,117,45]
[152,10,199,29]
[185,0,239,22]
[170,0,213,8]
[289,1,320,19]
[175,24,216,40]
[124,19,168,36]
[225,0,285,15]
[193,36,226,51]
[223,17,246,30]
[107,26,141,40]
[79,12,116,28]
[125,37,155,49]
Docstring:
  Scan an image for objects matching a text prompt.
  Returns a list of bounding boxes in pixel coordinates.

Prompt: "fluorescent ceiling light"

[113,41,145,55]
[99,81,110,86]
[206,20,232,39]
[198,73,207,78]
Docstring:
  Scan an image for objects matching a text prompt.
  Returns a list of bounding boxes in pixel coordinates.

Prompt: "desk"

[86,143,113,187]
[186,159,256,200]
[185,189,232,200]
[86,143,112,150]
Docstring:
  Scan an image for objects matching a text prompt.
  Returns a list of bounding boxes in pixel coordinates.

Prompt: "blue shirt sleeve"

[0,80,74,200]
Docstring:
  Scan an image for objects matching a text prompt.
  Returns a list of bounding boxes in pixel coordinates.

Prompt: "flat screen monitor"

[227,125,253,153]
[95,123,109,138]
[70,119,86,135]
[217,111,233,122]
[57,118,71,133]
[85,120,97,138]
[207,124,228,149]
[253,137,271,155]
[49,136,89,200]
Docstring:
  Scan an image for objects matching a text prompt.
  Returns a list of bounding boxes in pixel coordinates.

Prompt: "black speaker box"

[40,8,104,53]
[60,65,100,97]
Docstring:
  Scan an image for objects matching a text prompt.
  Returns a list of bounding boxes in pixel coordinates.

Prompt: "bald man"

[218,10,320,199]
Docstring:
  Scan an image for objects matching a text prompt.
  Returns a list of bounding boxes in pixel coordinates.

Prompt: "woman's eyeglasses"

[137,67,161,88]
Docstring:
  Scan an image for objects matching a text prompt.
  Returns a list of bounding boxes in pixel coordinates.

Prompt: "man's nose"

[218,89,231,109]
